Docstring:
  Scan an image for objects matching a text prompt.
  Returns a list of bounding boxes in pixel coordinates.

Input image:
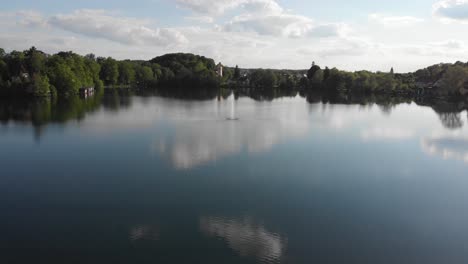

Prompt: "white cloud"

[369,13,424,27]
[175,0,283,16]
[48,9,188,46]
[0,10,47,28]
[241,0,284,15]
[396,40,467,57]
[223,10,347,38]
[224,13,312,37]
[434,39,465,49]
[176,0,243,15]
[16,10,48,28]
[177,0,347,38]
[297,37,373,58]
[184,16,214,23]
[5,2,468,72]
[433,0,468,22]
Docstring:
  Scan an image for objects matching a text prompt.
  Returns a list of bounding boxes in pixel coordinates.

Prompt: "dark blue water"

[1,93,468,263]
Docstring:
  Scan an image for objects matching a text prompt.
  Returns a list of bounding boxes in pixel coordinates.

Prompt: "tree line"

[0,47,220,97]
[229,61,468,99]
[2,46,468,99]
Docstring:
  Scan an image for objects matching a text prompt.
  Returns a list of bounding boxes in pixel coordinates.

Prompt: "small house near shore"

[79,87,95,97]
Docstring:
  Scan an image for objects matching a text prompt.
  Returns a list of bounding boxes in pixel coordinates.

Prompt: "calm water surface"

[1,93,468,263]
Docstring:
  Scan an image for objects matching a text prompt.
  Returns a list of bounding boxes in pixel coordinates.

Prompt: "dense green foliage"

[226,60,468,99]
[3,46,468,100]
[0,48,221,97]
[150,53,219,88]
[300,61,468,97]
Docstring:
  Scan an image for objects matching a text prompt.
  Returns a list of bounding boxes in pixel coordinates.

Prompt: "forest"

[0,47,220,97]
[2,46,468,100]
[236,62,468,99]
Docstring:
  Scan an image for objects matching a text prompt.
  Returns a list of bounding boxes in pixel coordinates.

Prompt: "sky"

[1,0,468,72]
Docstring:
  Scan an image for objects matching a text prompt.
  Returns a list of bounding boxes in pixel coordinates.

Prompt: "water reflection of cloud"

[129,224,159,242]
[199,216,285,263]
[80,97,468,168]
[153,96,310,169]
[361,127,415,141]
[421,134,468,163]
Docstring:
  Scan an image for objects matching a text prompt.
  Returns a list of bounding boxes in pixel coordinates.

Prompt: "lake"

[1,91,468,263]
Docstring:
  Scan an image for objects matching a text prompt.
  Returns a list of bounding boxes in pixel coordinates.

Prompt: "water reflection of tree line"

[0,89,138,127]
[304,90,468,130]
[1,88,468,131]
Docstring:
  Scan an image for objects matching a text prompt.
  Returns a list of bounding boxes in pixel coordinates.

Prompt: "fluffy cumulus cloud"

[175,0,282,16]
[4,1,467,72]
[177,0,347,38]
[224,13,347,38]
[297,37,374,58]
[433,0,468,22]
[0,10,47,28]
[184,16,214,23]
[16,10,48,27]
[397,39,468,57]
[49,9,188,46]
[369,13,424,27]
[2,10,189,47]
[176,0,243,15]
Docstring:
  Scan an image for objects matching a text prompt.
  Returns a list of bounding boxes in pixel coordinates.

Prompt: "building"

[79,87,95,98]
[215,63,223,77]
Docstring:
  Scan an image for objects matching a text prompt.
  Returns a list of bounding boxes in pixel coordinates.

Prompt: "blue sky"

[1,0,468,71]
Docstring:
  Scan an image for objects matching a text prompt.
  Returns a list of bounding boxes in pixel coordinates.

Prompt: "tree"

[440,65,468,95]
[100,57,119,86]
[353,71,377,93]
[323,67,330,81]
[375,73,396,92]
[250,69,277,88]
[6,51,26,76]
[48,62,80,96]
[84,57,102,89]
[85,53,96,61]
[118,61,136,85]
[31,74,51,97]
[309,69,324,89]
[234,65,241,80]
[151,53,216,72]
[160,67,175,82]
[136,65,154,87]
[0,58,8,82]
[323,68,345,91]
[25,47,46,75]
[307,62,321,80]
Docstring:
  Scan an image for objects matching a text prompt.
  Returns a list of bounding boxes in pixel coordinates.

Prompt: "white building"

[216,63,223,77]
